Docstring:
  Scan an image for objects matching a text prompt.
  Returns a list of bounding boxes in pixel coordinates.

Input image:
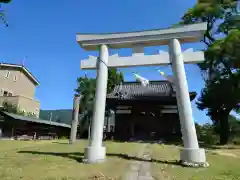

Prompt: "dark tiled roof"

[0,111,71,128]
[107,81,175,100]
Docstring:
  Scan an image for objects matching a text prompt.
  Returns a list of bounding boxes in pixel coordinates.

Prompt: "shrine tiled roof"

[107,81,175,100]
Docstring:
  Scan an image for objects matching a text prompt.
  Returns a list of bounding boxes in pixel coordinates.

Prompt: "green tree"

[75,68,124,137]
[2,101,18,113]
[180,0,240,144]
[0,0,11,2]
[197,74,240,143]
[228,115,240,140]
[75,75,96,136]
[107,68,124,94]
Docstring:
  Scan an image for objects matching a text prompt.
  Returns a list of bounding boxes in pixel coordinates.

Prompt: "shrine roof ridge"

[76,23,207,50]
[121,80,172,84]
[107,81,197,101]
[107,81,173,100]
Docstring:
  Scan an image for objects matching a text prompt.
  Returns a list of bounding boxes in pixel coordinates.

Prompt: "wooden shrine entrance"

[111,102,182,141]
[131,103,165,140]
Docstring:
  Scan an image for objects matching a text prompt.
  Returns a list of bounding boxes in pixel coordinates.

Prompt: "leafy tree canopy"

[107,68,124,94]
[75,68,124,113]
[75,68,124,136]
[180,0,240,144]
[0,0,11,3]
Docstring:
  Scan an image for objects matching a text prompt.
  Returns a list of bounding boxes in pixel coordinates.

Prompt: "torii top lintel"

[76,23,207,51]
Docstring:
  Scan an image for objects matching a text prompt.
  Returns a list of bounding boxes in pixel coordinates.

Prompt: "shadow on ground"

[162,141,240,150]
[112,140,183,147]
[199,143,240,150]
[51,140,239,150]
[17,151,181,166]
[119,140,240,150]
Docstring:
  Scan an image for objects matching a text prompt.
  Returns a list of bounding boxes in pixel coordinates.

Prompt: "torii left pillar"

[83,44,109,163]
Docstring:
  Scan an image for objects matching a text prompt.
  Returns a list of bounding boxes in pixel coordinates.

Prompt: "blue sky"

[0,0,212,124]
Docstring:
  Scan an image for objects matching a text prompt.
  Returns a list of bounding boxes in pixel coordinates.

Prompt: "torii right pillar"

[169,38,206,165]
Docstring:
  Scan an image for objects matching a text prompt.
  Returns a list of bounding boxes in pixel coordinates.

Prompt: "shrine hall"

[106,80,197,141]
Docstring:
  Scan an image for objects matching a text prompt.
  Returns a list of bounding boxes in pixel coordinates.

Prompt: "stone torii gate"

[76,23,207,165]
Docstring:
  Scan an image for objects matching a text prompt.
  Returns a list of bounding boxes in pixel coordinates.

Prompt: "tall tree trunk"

[219,110,230,145]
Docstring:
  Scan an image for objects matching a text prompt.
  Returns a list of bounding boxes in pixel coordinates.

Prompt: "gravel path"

[125,143,154,180]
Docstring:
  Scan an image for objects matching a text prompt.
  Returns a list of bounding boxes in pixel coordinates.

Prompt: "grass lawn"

[0,140,142,180]
[2,140,240,180]
[150,144,240,180]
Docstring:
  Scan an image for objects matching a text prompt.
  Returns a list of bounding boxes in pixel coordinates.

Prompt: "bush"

[2,101,36,117]
[199,133,219,145]
[26,112,36,118]
[59,136,68,140]
[196,123,219,145]
[2,101,25,115]
[2,101,18,113]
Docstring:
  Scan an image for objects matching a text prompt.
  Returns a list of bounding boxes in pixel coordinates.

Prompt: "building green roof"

[0,111,71,128]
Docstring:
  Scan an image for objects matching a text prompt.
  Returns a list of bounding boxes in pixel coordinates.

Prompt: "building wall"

[0,67,36,98]
[0,67,40,117]
[0,96,19,107]
[0,96,40,117]
[17,96,40,117]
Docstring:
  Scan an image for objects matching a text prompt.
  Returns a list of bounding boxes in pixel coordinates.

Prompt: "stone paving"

[125,144,154,180]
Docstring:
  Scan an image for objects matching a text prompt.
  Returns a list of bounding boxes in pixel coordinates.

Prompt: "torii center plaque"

[76,23,207,165]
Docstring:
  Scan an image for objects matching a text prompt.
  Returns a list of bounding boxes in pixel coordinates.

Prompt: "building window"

[14,75,17,82]
[5,71,10,78]
[3,91,12,97]
[3,91,8,96]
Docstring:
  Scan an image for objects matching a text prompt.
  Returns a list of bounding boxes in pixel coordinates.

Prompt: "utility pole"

[22,56,27,67]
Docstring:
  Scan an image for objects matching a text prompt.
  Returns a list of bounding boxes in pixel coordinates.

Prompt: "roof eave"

[22,67,40,86]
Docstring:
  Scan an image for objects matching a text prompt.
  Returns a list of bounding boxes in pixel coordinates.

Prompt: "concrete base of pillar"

[180,148,206,164]
[83,146,106,163]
